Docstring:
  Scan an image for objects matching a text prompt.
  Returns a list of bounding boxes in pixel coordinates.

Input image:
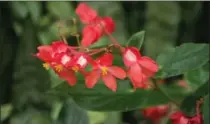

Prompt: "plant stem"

[152,79,180,106]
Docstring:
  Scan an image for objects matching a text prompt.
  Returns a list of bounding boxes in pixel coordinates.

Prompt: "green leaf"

[49,79,188,111]
[47,2,75,19]
[51,101,63,121]
[1,104,13,121]
[26,2,41,24]
[156,43,209,78]
[127,31,145,49]
[180,81,209,116]
[185,64,209,89]
[202,94,209,124]
[57,98,89,124]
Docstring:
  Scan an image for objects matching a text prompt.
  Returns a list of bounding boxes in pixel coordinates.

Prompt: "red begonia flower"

[143,105,169,124]
[85,53,126,91]
[81,25,103,47]
[123,47,158,89]
[76,3,116,47]
[35,41,78,86]
[188,114,203,124]
[75,2,98,24]
[51,63,77,86]
[170,112,189,124]
[170,112,203,124]
[100,17,115,34]
[35,45,54,63]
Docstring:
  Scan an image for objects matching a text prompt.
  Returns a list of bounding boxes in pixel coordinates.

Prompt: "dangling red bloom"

[76,3,116,47]
[85,53,126,91]
[188,114,203,124]
[143,105,169,124]
[122,47,158,89]
[100,17,115,33]
[170,111,203,124]
[81,24,103,47]
[75,2,98,24]
[170,112,189,124]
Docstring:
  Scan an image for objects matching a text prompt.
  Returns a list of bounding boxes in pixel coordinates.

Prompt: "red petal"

[128,63,142,83]
[69,53,88,68]
[108,66,126,79]
[60,53,72,66]
[138,56,159,73]
[102,74,117,92]
[51,41,69,55]
[36,45,53,62]
[81,25,102,47]
[95,53,113,66]
[57,69,77,86]
[188,114,202,124]
[75,3,97,24]
[170,112,189,124]
[143,105,168,124]
[123,47,141,67]
[85,70,100,88]
[102,17,115,33]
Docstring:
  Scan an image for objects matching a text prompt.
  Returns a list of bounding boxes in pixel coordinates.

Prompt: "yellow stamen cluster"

[101,66,108,76]
[55,64,63,72]
[72,66,79,72]
[43,63,50,70]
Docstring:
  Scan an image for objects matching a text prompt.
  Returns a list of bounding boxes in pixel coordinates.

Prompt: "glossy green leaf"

[156,43,209,78]
[127,31,145,49]
[56,98,89,124]
[180,81,209,116]
[49,79,188,111]
[202,94,209,124]
[185,64,209,89]
[47,2,75,19]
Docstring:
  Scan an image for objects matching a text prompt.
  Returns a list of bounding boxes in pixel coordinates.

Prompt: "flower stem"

[57,22,68,44]
[152,79,180,106]
[105,30,125,52]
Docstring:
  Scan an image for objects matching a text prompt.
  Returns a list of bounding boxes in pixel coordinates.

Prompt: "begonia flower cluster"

[34,3,159,92]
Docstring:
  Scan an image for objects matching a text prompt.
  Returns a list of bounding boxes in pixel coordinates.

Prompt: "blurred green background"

[0,1,209,124]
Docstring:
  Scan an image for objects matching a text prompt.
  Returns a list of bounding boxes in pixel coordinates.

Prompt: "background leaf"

[11,2,29,19]
[10,108,52,124]
[1,104,13,121]
[47,2,75,19]
[56,98,89,124]
[26,1,41,24]
[127,31,145,49]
